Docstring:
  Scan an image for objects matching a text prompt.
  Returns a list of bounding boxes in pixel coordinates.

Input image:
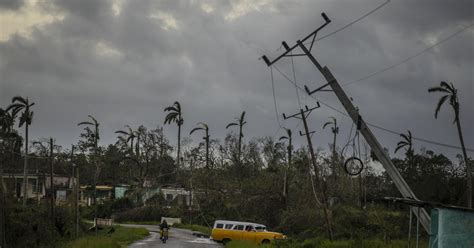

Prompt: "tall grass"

[225,239,429,248]
[60,226,149,248]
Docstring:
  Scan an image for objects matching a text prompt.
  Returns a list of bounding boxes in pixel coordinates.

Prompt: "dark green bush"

[113,205,171,222]
[111,197,135,211]
[5,202,76,247]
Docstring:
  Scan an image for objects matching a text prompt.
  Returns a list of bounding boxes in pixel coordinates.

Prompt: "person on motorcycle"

[160,220,169,242]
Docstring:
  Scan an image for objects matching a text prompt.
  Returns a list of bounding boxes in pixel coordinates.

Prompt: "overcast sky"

[1,0,472,160]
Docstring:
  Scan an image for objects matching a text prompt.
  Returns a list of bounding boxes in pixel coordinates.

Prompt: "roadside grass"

[118,220,161,225]
[172,223,212,235]
[59,225,149,248]
[225,239,429,248]
[225,240,271,248]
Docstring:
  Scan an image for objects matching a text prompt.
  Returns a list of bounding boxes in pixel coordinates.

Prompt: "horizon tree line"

[0,81,472,210]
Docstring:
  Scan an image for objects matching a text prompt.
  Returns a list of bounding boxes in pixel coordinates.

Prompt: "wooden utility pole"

[49,138,55,223]
[76,163,80,237]
[70,145,79,237]
[0,153,6,248]
[283,104,334,240]
[298,42,430,230]
[261,12,430,231]
[93,122,99,235]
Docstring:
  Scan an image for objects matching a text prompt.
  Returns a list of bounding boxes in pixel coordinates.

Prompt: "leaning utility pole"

[261,13,430,231]
[283,104,334,240]
[49,138,55,223]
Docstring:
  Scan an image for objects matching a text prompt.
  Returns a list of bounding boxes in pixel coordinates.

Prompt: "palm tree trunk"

[456,117,472,208]
[238,125,242,164]
[332,131,337,182]
[177,123,181,182]
[205,134,209,169]
[93,126,98,235]
[136,136,140,160]
[22,123,29,206]
[283,143,291,205]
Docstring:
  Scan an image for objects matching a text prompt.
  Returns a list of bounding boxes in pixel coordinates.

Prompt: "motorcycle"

[160,228,169,243]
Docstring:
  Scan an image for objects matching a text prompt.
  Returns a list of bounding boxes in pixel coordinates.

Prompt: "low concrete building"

[1,170,75,202]
[160,186,192,206]
[79,184,114,206]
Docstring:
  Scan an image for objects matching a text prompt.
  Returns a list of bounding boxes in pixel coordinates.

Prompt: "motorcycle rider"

[159,220,169,241]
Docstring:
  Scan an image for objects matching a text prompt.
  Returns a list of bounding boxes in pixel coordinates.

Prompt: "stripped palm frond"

[78,121,94,126]
[11,96,27,105]
[226,123,238,129]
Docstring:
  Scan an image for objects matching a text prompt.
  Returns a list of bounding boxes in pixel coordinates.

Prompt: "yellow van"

[210,220,287,245]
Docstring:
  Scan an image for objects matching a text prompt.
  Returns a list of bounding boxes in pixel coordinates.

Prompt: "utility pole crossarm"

[262,13,331,66]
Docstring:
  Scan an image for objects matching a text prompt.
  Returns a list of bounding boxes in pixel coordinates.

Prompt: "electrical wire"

[290,51,303,109]
[342,23,474,86]
[3,149,52,159]
[269,66,282,128]
[304,0,391,46]
[272,64,474,153]
[252,1,472,153]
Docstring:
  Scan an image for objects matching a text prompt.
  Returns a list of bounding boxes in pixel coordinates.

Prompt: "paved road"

[123,224,222,248]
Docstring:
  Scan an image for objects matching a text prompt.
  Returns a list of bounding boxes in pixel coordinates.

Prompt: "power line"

[257,7,473,152]
[343,23,474,86]
[290,51,303,109]
[271,64,474,153]
[304,0,391,45]
[269,66,282,128]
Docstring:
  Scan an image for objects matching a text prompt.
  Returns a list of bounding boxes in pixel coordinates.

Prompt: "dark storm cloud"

[0,0,472,160]
[0,0,24,10]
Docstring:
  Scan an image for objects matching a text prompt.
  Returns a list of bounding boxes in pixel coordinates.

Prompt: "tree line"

[0,81,472,246]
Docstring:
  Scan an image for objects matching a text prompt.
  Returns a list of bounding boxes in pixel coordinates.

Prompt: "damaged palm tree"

[164,101,183,182]
[279,128,292,204]
[6,96,34,206]
[226,111,246,165]
[190,122,210,169]
[78,115,100,233]
[428,81,471,208]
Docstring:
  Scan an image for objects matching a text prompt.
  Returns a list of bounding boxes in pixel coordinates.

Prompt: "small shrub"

[113,205,170,222]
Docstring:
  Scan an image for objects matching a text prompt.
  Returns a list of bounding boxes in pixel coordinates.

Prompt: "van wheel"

[222,238,231,245]
[262,239,271,244]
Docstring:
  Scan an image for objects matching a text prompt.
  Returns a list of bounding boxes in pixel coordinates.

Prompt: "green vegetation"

[1,89,471,247]
[59,226,149,248]
[3,202,76,247]
[226,239,428,248]
[173,223,211,235]
[118,220,161,225]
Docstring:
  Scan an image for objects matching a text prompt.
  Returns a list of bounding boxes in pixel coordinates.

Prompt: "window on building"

[28,178,38,193]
